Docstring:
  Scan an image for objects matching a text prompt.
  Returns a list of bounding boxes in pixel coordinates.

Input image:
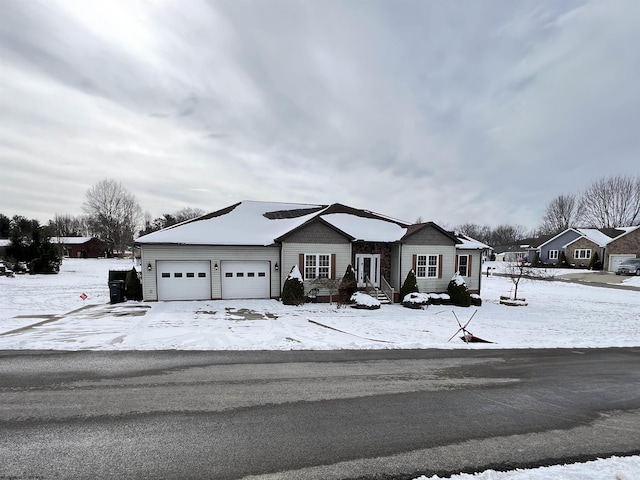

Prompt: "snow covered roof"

[321,213,408,242]
[51,237,97,245]
[137,201,327,246]
[137,200,489,247]
[570,229,615,247]
[456,234,491,250]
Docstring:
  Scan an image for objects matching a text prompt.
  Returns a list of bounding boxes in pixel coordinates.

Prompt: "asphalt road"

[1,348,639,479]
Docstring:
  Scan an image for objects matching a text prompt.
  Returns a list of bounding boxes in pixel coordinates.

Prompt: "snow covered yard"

[1,259,639,351]
[1,258,640,479]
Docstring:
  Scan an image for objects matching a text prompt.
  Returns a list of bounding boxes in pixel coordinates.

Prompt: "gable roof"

[136,200,412,246]
[400,222,461,244]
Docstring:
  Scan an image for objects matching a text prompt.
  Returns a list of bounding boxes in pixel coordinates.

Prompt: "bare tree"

[82,179,142,256]
[173,207,205,224]
[454,223,493,245]
[489,224,528,246]
[50,214,92,237]
[539,194,578,235]
[578,175,640,228]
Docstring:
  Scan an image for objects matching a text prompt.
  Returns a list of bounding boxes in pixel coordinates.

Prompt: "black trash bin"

[108,280,125,304]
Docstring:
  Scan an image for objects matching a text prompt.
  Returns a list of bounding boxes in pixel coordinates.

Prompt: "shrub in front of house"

[588,252,603,271]
[402,292,430,309]
[338,264,357,304]
[556,251,570,267]
[400,269,419,300]
[471,294,482,306]
[350,291,381,310]
[429,293,442,305]
[282,265,305,305]
[447,273,472,307]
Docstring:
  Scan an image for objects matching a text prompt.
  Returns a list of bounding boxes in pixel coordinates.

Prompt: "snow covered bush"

[402,292,430,309]
[440,293,451,305]
[447,273,471,307]
[350,292,381,310]
[282,265,305,305]
[470,294,482,306]
[399,269,418,300]
[429,293,442,305]
[338,264,357,304]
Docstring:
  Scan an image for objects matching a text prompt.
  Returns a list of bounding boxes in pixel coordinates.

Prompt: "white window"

[458,255,469,276]
[574,249,591,260]
[305,254,330,279]
[416,254,438,278]
[548,250,558,260]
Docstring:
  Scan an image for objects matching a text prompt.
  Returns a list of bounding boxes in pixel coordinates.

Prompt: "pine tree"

[447,273,471,307]
[400,269,419,300]
[282,265,305,305]
[338,265,357,304]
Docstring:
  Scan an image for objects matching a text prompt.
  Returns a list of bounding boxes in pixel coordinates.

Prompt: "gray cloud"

[1,0,638,230]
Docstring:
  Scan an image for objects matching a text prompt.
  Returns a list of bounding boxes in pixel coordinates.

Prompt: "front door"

[355,254,380,288]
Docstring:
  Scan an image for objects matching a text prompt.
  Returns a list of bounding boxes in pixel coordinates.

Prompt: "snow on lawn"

[1,259,640,479]
[418,455,640,480]
[1,259,640,351]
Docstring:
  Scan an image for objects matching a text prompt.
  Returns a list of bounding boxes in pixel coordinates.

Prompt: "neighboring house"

[602,226,640,272]
[53,237,106,258]
[525,226,640,270]
[135,201,489,302]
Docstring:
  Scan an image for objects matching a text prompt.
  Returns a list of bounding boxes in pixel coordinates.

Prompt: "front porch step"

[367,291,391,305]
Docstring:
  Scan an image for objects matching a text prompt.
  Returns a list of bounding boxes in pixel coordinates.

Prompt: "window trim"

[416,254,439,279]
[457,254,469,277]
[574,249,591,260]
[548,250,559,260]
[304,254,331,280]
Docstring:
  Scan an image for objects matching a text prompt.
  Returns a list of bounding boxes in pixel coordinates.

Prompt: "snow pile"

[416,455,640,480]
[350,291,381,309]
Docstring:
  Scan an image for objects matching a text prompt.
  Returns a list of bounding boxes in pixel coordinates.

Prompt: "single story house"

[135,201,489,302]
[524,226,640,271]
[53,237,106,258]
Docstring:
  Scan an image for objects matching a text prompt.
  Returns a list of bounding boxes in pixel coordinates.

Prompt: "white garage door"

[221,261,270,299]
[608,254,636,272]
[157,261,211,301]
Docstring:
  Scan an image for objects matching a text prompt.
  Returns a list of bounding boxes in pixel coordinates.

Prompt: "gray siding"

[539,231,581,263]
[281,242,352,297]
[403,226,457,246]
[457,249,482,293]
[141,244,280,301]
[401,245,456,293]
[283,222,349,244]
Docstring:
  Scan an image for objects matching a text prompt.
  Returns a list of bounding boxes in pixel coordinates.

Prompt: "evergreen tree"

[338,264,357,304]
[588,251,602,271]
[447,273,472,307]
[400,269,419,300]
[556,251,570,267]
[282,265,305,305]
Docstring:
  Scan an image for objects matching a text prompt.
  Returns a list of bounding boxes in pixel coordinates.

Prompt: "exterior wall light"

[274,262,279,271]
[147,262,152,271]
[214,262,219,271]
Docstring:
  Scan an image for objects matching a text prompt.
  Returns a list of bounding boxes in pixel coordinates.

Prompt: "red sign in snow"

[80,292,88,300]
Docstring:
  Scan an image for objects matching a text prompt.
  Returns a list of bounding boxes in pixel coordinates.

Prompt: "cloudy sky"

[1,0,639,229]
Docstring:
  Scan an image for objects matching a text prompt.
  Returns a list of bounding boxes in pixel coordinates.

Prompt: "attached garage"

[157,261,211,301]
[221,261,271,299]
[608,254,636,273]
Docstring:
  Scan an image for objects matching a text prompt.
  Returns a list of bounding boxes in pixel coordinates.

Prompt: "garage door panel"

[157,261,211,301]
[222,261,270,299]
[609,254,636,272]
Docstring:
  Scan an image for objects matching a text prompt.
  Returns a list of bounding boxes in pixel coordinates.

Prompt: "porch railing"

[381,276,394,304]
[364,275,394,304]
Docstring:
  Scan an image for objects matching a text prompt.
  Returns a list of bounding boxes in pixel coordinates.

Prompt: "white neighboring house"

[136,201,489,302]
